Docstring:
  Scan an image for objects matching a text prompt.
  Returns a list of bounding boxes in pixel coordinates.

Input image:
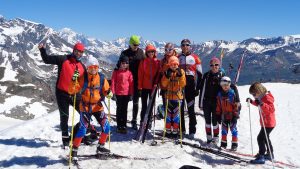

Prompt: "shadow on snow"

[0,156,64,168]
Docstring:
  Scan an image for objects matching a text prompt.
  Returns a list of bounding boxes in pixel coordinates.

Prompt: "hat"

[119,55,129,63]
[220,76,231,86]
[145,44,156,52]
[181,39,191,45]
[85,56,99,67]
[168,56,179,66]
[73,42,85,51]
[210,57,221,64]
[129,35,140,45]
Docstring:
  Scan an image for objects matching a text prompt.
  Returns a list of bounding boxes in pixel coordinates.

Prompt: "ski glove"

[254,99,263,105]
[176,68,182,77]
[72,70,80,81]
[111,94,117,101]
[165,68,173,79]
[246,98,253,103]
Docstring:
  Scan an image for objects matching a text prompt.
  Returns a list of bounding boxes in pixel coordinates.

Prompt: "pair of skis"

[134,86,158,143]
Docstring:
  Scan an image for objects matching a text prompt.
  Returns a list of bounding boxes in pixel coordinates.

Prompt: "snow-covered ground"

[0,83,299,169]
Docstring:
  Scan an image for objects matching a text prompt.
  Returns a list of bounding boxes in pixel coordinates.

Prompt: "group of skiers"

[38,35,276,165]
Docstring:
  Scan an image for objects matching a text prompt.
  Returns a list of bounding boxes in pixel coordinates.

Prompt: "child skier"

[111,55,134,134]
[161,56,186,136]
[216,76,240,151]
[247,82,276,164]
[69,56,112,162]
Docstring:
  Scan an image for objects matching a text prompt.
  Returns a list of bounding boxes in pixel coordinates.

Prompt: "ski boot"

[96,143,110,154]
[71,147,78,163]
[250,154,265,164]
[231,143,238,151]
[121,127,127,134]
[62,136,70,149]
[220,141,227,150]
[131,121,138,130]
[264,152,274,161]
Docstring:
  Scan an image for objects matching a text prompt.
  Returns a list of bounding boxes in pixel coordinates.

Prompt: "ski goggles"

[220,80,231,86]
[210,64,219,67]
[88,65,99,70]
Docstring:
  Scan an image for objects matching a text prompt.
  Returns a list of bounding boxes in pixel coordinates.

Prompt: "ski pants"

[166,100,181,132]
[116,95,130,128]
[73,111,110,148]
[140,89,156,125]
[257,127,274,155]
[132,82,140,124]
[221,119,238,146]
[180,75,197,134]
[56,89,81,143]
[203,98,219,141]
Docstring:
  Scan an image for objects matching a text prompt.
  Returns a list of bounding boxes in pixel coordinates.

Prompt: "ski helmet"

[85,56,99,68]
[220,76,231,86]
[181,39,191,45]
[73,42,85,52]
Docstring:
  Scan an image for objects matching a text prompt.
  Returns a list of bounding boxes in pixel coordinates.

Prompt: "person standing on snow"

[161,56,186,136]
[247,82,276,164]
[178,39,202,139]
[216,76,240,151]
[38,42,87,147]
[138,44,160,130]
[111,55,134,134]
[68,56,112,162]
[158,43,178,117]
[199,57,224,145]
[119,35,145,130]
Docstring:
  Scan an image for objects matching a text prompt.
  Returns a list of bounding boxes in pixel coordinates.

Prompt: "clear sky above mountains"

[1,0,300,43]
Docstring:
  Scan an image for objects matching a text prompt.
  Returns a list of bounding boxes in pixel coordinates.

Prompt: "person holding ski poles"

[39,42,89,147]
[119,35,145,130]
[161,56,186,136]
[158,43,178,118]
[111,55,134,134]
[199,57,224,145]
[178,39,202,139]
[247,82,276,164]
[68,56,112,162]
[216,76,240,151]
[138,44,160,130]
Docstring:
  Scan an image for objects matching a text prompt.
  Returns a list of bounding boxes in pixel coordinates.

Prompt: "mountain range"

[0,15,299,120]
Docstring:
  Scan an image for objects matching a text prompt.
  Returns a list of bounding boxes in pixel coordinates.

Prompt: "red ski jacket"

[111,69,134,96]
[251,92,276,128]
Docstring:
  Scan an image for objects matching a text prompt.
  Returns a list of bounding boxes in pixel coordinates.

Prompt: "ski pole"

[247,100,254,155]
[162,89,169,144]
[108,97,111,150]
[151,91,157,146]
[69,72,78,168]
[179,100,183,148]
[258,105,275,169]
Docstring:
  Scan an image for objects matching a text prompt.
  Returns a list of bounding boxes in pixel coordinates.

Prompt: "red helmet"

[145,44,156,52]
[73,42,85,51]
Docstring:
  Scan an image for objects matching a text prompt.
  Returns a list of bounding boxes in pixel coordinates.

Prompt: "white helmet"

[85,56,99,68]
[220,76,231,86]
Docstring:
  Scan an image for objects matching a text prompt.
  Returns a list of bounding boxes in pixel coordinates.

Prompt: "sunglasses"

[133,44,140,47]
[165,48,174,52]
[181,43,190,47]
[210,64,219,67]
[75,49,84,53]
[147,50,155,53]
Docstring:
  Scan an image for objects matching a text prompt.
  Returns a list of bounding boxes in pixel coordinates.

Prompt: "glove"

[111,94,117,101]
[129,95,133,101]
[194,90,199,97]
[255,99,263,105]
[72,70,80,81]
[164,68,173,79]
[246,98,253,103]
[106,91,113,99]
[215,115,222,124]
[176,68,182,77]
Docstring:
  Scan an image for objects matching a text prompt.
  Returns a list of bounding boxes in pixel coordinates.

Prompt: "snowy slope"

[0,83,299,169]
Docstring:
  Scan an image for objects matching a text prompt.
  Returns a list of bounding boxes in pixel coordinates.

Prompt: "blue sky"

[1,0,300,43]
